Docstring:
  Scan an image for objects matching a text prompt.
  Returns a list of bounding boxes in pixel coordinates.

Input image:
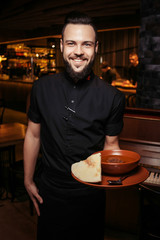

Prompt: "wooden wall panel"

[120,115,160,142]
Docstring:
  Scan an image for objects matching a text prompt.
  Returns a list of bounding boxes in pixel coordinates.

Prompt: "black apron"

[37,168,106,240]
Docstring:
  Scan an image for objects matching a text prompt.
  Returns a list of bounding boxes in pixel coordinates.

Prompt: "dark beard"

[63,57,95,82]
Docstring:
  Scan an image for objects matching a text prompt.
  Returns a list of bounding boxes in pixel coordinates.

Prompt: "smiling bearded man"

[24,11,125,240]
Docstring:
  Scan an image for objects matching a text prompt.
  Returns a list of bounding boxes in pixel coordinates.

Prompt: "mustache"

[70,56,88,60]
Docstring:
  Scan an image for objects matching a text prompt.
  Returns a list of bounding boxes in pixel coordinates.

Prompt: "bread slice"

[71,153,101,183]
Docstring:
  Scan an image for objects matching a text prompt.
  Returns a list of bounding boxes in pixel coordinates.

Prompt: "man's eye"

[67,42,74,46]
[83,43,93,47]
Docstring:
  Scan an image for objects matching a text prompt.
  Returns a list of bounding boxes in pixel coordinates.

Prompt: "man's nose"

[74,45,83,55]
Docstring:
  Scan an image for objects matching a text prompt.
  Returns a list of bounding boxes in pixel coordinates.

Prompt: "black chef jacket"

[28,72,125,239]
[28,71,125,190]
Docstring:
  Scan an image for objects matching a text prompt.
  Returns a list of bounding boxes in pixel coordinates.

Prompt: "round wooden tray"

[71,166,149,189]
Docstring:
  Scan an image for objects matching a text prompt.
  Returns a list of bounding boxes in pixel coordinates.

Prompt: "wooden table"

[112,80,137,107]
[0,122,26,148]
[0,123,27,199]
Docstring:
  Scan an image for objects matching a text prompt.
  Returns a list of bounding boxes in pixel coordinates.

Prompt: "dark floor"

[0,199,37,240]
[0,108,139,240]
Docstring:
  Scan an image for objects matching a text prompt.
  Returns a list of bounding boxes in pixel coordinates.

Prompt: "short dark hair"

[100,61,109,69]
[61,11,97,41]
[129,52,138,57]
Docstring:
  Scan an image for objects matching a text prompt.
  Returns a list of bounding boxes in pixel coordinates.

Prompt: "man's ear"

[60,39,63,52]
[95,41,98,54]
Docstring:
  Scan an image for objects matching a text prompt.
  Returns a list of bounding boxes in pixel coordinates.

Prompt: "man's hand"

[24,180,43,216]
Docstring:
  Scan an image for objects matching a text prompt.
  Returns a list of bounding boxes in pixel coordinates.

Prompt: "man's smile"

[70,57,88,69]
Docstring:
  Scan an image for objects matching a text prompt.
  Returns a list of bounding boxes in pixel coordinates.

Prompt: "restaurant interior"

[0,0,160,239]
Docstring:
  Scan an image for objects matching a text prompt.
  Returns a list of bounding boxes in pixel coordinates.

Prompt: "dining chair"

[126,93,136,107]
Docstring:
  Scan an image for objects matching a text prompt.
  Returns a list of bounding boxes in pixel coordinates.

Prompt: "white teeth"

[74,59,83,62]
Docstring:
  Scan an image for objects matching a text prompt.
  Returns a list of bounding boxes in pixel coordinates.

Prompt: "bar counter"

[0,76,33,112]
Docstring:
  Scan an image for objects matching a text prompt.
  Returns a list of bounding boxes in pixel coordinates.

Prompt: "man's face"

[60,24,98,81]
[129,55,138,66]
